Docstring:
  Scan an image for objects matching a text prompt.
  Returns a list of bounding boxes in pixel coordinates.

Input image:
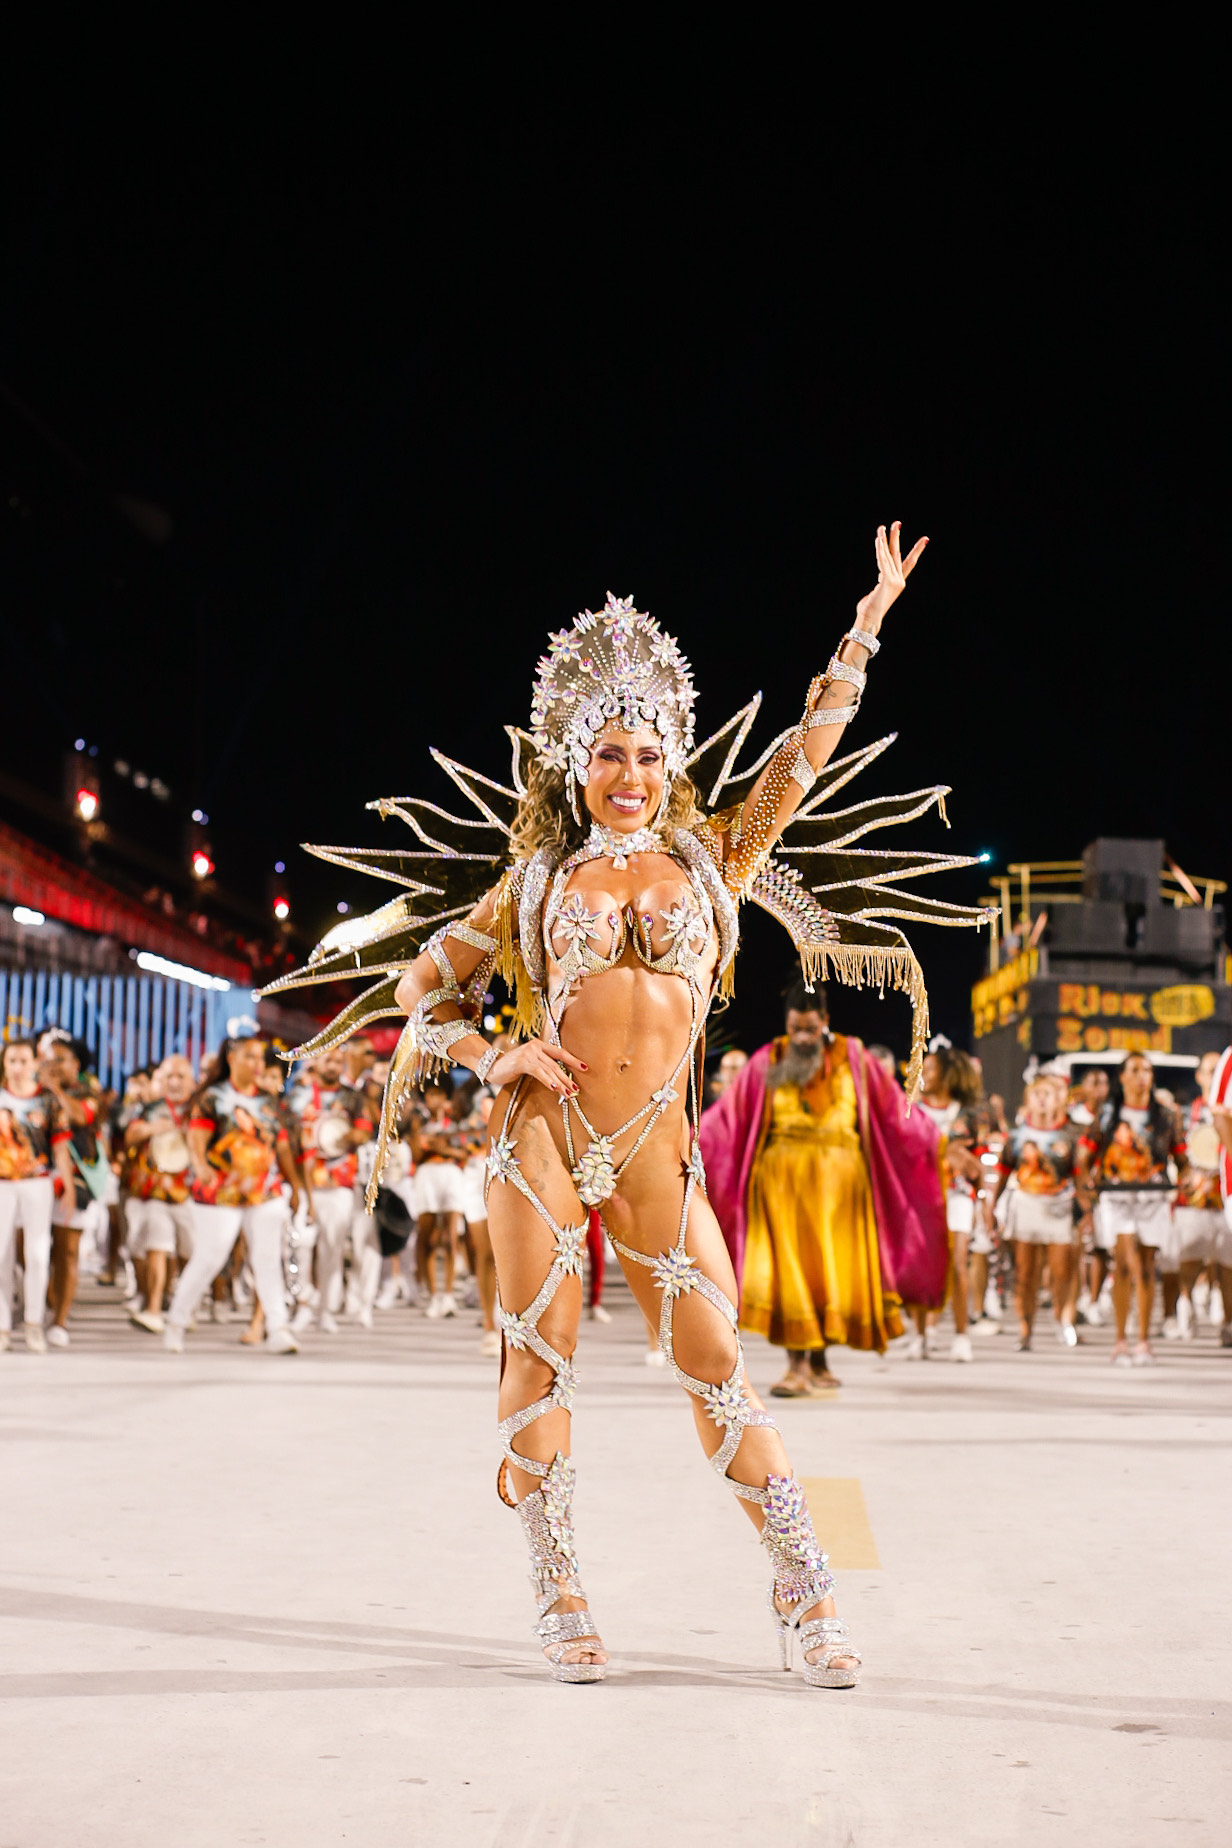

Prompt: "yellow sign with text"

[972,949,1039,1038]
[973,972,1216,1046]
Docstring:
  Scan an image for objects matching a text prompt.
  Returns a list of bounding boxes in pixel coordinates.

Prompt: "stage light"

[191,849,214,880]
[13,906,45,926]
[191,808,204,822]
[274,860,285,874]
[135,951,230,992]
[273,897,290,920]
[75,787,99,822]
[74,737,85,751]
[337,901,350,914]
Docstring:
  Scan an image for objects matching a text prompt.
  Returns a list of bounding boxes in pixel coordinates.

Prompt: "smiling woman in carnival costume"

[264,523,988,1688]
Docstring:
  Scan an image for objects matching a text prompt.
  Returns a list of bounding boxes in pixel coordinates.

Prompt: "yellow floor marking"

[800,1477,880,1569]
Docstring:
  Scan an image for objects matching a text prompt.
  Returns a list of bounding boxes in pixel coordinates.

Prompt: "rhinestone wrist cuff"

[475,1043,500,1084]
[848,626,880,655]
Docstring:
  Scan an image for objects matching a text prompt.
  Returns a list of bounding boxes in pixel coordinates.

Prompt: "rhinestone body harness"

[489,824,835,1628]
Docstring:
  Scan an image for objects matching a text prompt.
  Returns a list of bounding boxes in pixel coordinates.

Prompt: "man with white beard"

[702,980,947,1397]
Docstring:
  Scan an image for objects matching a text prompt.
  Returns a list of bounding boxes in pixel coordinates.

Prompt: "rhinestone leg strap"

[605,1150,778,1487]
[488,1126,586,1493]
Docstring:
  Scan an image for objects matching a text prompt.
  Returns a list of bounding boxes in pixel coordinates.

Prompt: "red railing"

[0,818,251,986]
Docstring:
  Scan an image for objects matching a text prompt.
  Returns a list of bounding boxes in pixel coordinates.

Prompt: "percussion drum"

[315,1113,352,1160]
[150,1129,191,1174]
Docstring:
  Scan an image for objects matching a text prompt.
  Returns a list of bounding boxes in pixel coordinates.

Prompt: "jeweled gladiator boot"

[514,1451,606,1684]
[760,1473,861,1688]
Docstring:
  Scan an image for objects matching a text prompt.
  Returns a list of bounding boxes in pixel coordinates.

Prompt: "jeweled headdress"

[530,593,695,820]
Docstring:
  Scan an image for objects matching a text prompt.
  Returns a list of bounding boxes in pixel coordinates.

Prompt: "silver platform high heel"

[514,1453,606,1684]
[760,1475,861,1690]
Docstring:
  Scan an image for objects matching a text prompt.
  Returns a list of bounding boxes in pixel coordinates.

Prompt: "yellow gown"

[739,1036,900,1351]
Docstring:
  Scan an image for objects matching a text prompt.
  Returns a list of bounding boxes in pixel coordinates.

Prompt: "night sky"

[2,115,1221,1058]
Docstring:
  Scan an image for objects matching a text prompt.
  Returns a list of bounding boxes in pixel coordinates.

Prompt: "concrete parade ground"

[2,1282,1230,1848]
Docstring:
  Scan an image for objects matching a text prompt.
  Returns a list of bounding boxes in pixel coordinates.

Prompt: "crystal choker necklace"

[582,821,665,871]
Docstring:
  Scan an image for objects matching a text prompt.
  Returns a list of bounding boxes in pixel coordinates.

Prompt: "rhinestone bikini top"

[543,835,717,990]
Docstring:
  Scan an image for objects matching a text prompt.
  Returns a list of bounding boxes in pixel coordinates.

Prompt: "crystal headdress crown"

[529,594,696,813]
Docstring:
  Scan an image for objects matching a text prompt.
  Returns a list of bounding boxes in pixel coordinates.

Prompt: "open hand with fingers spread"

[856,520,928,630]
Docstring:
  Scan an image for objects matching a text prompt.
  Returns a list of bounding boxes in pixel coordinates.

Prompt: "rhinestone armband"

[475,1042,501,1084]
[826,655,866,693]
[805,702,859,728]
[847,626,880,655]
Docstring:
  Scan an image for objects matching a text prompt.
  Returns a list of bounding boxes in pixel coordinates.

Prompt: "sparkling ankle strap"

[756,1474,836,1607]
[515,1452,588,1617]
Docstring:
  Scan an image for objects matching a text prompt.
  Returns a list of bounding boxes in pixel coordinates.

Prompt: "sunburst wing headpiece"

[263,626,990,1190]
[530,592,696,818]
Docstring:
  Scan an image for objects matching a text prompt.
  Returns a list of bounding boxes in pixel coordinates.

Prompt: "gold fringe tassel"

[493,868,542,1042]
[800,942,930,1103]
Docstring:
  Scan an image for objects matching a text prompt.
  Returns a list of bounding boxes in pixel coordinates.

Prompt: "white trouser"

[0,1177,54,1331]
[349,1188,382,1311]
[127,1198,195,1258]
[168,1199,289,1333]
[310,1187,355,1312]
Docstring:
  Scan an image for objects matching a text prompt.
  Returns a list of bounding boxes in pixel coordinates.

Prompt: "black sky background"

[1,112,1222,1059]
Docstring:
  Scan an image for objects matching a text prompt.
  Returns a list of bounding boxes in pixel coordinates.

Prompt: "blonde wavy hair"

[509,756,702,862]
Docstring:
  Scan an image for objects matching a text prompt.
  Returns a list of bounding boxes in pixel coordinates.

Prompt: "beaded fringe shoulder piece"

[261,708,989,1196]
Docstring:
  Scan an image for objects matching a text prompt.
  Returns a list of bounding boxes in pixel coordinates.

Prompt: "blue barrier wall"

[0,970,259,1086]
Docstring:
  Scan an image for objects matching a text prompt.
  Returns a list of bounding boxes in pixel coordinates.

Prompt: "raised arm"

[392,889,584,1096]
[723,522,927,893]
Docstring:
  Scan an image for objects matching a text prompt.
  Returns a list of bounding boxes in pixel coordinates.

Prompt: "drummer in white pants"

[410,1083,466,1318]
[987,1078,1085,1352]
[1079,1051,1183,1367]
[286,1048,376,1333]
[122,1053,196,1335]
[1160,1052,1224,1339]
[164,1036,305,1354]
[0,1040,76,1353]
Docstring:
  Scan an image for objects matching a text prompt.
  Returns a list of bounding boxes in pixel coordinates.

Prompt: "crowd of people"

[702,1001,1232,1378]
[0,1023,607,1357]
[3,1016,1230,1372]
[910,1043,1232,1366]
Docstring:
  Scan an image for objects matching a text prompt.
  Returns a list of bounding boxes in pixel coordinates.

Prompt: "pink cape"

[698,1036,950,1310]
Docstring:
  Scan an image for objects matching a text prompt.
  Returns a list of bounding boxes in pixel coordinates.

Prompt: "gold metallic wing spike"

[684,694,763,806]
[312,894,437,963]
[284,976,406,1060]
[721,725,798,790]
[792,733,899,817]
[367,795,509,857]
[260,900,469,996]
[821,883,994,928]
[506,726,540,797]
[300,843,451,894]
[367,1019,421,1211]
[796,850,981,886]
[304,848,503,915]
[783,786,952,850]
[428,749,519,832]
